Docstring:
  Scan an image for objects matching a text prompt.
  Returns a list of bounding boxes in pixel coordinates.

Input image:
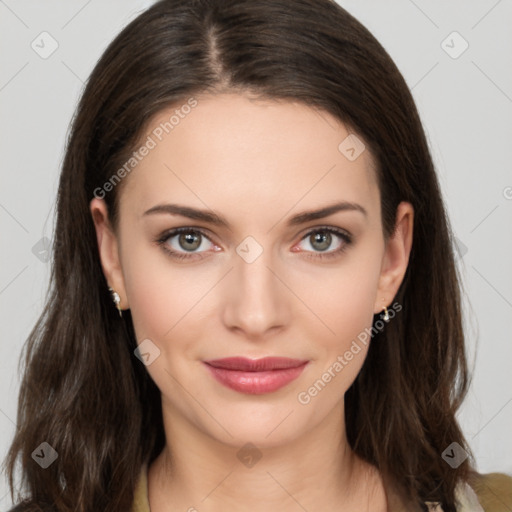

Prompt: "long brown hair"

[3,1,478,510]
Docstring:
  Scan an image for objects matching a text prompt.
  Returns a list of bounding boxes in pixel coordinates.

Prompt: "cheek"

[121,242,215,346]
[299,255,381,344]
[294,247,382,395]
[295,271,379,405]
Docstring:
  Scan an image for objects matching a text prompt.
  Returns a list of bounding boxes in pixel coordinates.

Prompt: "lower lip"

[203,362,308,394]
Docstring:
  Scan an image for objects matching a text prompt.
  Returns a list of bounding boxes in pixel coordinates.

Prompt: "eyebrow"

[143,201,367,228]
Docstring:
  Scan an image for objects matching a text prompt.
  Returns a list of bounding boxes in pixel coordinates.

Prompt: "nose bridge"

[222,238,289,336]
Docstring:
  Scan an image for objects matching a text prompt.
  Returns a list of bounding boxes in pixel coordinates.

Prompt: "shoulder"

[465,471,512,512]
[6,465,151,512]
[132,462,151,512]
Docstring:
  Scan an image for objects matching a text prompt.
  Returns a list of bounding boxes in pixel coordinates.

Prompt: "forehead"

[119,93,379,226]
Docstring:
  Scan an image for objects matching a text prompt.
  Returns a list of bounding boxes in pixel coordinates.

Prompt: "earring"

[108,286,123,318]
[381,306,390,323]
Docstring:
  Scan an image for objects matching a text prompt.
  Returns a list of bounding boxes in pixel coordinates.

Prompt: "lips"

[203,357,309,394]
[204,357,308,371]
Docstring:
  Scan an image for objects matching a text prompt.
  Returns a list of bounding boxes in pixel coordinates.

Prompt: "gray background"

[1,0,511,509]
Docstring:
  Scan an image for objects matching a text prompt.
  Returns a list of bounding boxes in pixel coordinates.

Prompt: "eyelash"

[155,226,353,261]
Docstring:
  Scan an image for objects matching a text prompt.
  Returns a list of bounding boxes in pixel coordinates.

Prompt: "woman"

[4,1,511,511]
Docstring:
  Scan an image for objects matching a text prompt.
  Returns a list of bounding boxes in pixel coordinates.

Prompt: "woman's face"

[91,93,413,447]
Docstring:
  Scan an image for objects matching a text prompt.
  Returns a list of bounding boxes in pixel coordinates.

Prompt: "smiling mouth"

[202,357,309,394]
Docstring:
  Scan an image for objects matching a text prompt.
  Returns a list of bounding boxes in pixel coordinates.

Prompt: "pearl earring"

[108,287,123,318]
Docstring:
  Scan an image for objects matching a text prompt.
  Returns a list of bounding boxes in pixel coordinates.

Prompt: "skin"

[90,93,413,512]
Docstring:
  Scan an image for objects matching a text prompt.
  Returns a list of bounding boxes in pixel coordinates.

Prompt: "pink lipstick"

[203,357,308,394]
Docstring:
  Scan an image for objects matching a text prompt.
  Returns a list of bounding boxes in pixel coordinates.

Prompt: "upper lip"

[203,357,308,372]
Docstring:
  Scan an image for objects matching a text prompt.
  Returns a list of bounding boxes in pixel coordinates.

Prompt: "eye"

[294,227,353,260]
[155,226,353,262]
[156,227,218,260]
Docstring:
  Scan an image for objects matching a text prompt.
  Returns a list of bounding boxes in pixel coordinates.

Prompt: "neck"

[148,399,389,512]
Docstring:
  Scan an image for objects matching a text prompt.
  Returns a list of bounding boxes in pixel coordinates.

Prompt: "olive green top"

[131,463,512,512]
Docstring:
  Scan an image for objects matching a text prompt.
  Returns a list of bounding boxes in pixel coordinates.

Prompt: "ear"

[373,201,414,314]
[89,197,129,311]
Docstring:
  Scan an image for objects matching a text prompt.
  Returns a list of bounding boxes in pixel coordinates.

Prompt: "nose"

[221,248,290,341]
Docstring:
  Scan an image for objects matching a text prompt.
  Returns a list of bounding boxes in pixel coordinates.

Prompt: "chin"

[196,398,314,448]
